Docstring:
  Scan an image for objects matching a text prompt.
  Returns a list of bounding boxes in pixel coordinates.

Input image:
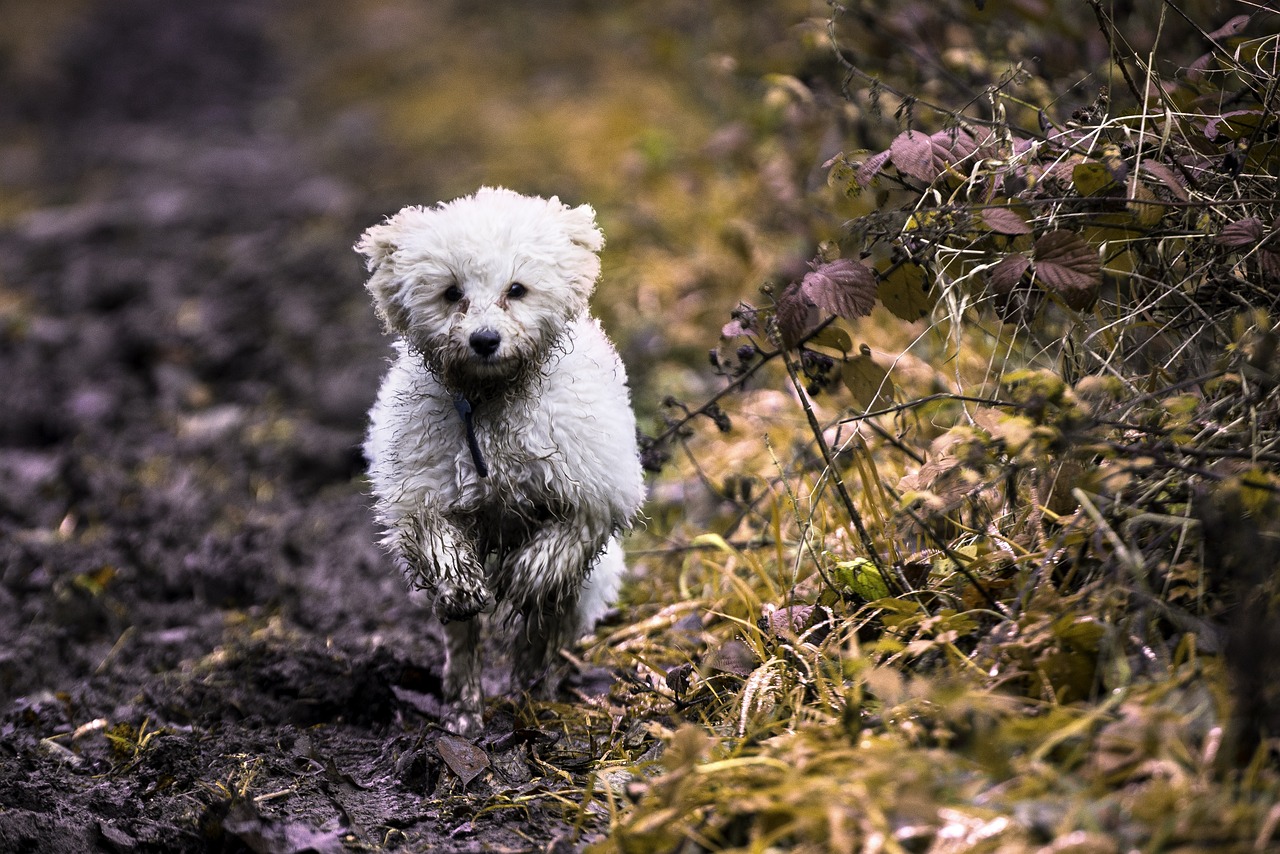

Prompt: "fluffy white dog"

[358,187,645,735]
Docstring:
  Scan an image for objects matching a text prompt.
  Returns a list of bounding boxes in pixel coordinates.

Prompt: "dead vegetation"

[583,1,1280,851]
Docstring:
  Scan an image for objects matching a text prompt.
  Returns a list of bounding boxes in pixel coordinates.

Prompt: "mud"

[0,2,621,850]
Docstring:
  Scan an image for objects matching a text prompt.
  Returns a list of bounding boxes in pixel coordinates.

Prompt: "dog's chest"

[449,408,566,555]
[453,402,560,504]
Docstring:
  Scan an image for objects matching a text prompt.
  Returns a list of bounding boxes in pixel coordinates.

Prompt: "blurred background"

[0,0,846,432]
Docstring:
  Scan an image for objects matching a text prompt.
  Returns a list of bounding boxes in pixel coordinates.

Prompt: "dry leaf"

[437,734,490,786]
[1033,230,1101,309]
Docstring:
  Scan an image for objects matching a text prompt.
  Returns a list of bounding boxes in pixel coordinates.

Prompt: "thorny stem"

[1086,0,1147,107]
[778,345,899,593]
[899,502,1008,616]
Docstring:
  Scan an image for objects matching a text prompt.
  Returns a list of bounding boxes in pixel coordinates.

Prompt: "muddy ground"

[0,3,640,851]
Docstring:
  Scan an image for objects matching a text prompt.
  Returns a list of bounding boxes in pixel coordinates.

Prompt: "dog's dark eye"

[507,282,528,299]
[443,284,463,302]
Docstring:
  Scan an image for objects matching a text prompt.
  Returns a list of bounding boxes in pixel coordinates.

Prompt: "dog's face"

[357,187,604,393]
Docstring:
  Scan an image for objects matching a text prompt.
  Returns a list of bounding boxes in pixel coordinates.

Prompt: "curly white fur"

[358,187,645,735]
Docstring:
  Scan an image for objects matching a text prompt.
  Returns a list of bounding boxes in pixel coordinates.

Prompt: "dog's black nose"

[469,329,502,357]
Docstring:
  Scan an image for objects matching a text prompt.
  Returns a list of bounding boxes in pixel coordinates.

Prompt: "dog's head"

[356,186,605,394]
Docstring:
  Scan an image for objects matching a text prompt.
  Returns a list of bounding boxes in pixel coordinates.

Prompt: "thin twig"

[839,392,1020,425]
[646,316,839,449]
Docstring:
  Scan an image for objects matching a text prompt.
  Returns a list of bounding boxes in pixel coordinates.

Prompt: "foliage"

[582,1,1280,851]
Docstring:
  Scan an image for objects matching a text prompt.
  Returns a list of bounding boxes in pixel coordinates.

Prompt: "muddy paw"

[444,708,484,737]
[434,581,492,623]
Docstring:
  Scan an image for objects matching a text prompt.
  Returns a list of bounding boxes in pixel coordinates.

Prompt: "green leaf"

[826,153,865,198]
[877,262,934,321]
[1071,161,1117,197]
[833,557,891,601]
[1053,615,1106,654]
[807,324,853,353]
[842,345,895,410]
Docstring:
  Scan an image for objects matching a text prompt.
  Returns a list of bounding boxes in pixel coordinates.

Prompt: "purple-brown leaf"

[888,127,979,184]
[1205,110,1265,140]
[775,281,817,350]
[981,206,1033,235]
[1262,251,1280,283]
[1207,14,1250,42]
[890,130,936,182]
[1217,217,1265,248]
[763,604,816,639]
[800,259,878,321]
[1033,230,1100,309]
[987,253,1030,294]
[1139,160,1189,201]
[856,148,893,187]
[707,639,757,676]
[437,735,489,786]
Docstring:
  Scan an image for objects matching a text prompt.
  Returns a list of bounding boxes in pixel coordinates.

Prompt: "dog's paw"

[434,581,493,623]
[443,708,484,737]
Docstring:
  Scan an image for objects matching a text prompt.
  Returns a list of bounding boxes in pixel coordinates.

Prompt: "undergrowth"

[581,2,1280,851]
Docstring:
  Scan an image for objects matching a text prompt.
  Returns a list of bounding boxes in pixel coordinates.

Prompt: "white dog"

[357,187,645,735]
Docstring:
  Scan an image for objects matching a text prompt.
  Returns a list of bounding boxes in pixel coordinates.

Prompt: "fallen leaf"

[437,735,489,786]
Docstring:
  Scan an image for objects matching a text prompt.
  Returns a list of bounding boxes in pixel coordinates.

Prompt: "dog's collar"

[452,393,490,478]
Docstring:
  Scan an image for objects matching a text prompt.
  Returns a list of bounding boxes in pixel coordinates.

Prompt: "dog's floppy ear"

[355,220,399,271]
[355,219,411,333]
[559,202,605,253]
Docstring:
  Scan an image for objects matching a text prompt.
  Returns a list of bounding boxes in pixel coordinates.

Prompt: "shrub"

[595,2,1280,850]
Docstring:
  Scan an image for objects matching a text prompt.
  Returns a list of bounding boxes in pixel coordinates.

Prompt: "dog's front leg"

[390,511,492,623]
[501,517,611,684]
[442,619,484,735]
[392,511,491,733]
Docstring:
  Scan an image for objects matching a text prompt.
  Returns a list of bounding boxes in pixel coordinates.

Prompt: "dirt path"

[0,3,613,850]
